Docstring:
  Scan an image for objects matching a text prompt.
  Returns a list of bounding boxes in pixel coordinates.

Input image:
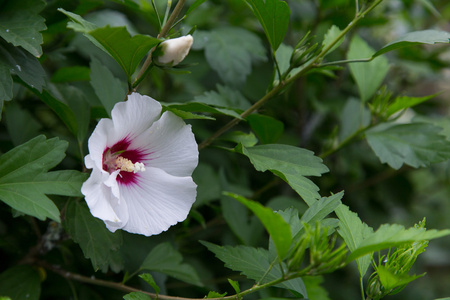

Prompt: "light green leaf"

[366,123,450,169]
[246,114,284,144]
[376,265,425,291]
[0,0,46,57]
[64,201,124,272]
[228,279,241,294]
[206,291,227,298]
[164,107,215,120]
[386,94,437,117]
[236,144,329,205]
[139,274,160,294]
[200,27,267,86]
[224,192,292,260]
[0,265,40,300]
[123,292,152,300]
[0,39,46,93]
[90,57,127,117]
[339,98,371,141]
[88,26,160,81]
[348,35,389,102]
[140,242,203,286]
[373,30,450,58]
[201,242,307,297]
[335,204,374,278]
[322,25,344,57]
[221,131,258,147]
[348,223,450,261]
[0,136,87,222]
[245,0,290,51]
[302,276,330,300]
[299,192,343,233]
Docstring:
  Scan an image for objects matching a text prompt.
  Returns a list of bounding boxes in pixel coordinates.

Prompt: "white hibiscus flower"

[81,93,198,236]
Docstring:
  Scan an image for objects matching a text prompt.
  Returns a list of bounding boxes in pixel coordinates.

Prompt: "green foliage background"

[1,0,450,299]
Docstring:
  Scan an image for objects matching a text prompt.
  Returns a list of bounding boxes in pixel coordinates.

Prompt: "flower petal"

[111,93,162,141]
[132,111,198,177]
[118,167,197,236]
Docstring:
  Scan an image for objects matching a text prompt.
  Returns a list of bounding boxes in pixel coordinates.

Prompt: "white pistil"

[115,156,145,173]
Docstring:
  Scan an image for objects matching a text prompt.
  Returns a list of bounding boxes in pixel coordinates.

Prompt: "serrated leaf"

[335,204,374,278]
[366,122,450,169]
[246,114,284,144]
[228,279,241,294]
[88,26,160,81]
[373,30,450,58]
[0,39,46,93]
[90,57,127,117]
[140,242,203,286]
[0,265,40,300]
[194,84,251,111]
[224,192,292,260]
[236,144,329,205]
[376,265,425,291]
[139,274,160,294]
[322,25,344,56]
[206,291,227,298]
[0,0,46,57]
[386,94,437,117]
[347,223,450,262]
[123,292,152,300]
[64,201,124,272]
[221,131,258,147]
[201,242,307,296]
[348,35,389,102]
[201,27,267,86]
[245,0,290,51]
[0,136,87,222]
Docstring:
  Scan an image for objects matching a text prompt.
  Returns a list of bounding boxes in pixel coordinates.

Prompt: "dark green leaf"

[373,30,450,58]
[200,27,267,86]
[335,204,373,278]
[51,66,91,83]
[348,223,450,262]
[90,57,127,117]
[164,102,242,119]
[88,26,160,81]
[339,98,371,141]
[366,123,450,169]
[186,0,209,15]
[194,84,251,111]
[140,242,203,286]
[246,114,284,144]
[348,35,389,102]
[3,101,41,146]
[64,201,124,272]
[245,0,290,51]
[0,265,40,300]
[164,107,215,120]
[201,241,306,296]
[236,144,329,205]
[0,62,13,101]
[386,94,437,117]
[0,0,46,57]
[0,136,87,222]
[139,274,160,294]
[224,192,292,260]
[221,131,258,147]
[192,163,221,207]
[123,292,152,300]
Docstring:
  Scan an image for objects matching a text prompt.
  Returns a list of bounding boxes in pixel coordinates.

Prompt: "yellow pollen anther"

[114,156,146,173]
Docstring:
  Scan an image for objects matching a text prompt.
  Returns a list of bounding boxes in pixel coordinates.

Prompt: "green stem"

[318,57,373,67]
[132,0,186,91]
[198,0,385,150]
[360,276,365,300]
[319,125,370,159]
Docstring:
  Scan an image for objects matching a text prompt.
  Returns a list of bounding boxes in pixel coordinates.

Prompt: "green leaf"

[335,204,374,278]
[339,98,371,141]
[0,39,46,93]
[228,279,241,294]
[366,123,450,169]
[3,101,41,146]
[199,27,267,86]
[348,223,450,262]
[245,0,290,51]
[163,102,242,119]
[194,84,251,111]
[246,114,284,144]
[139,274,160,294]
[140,242,203,286]
[0,136,87,222]
[322,25,344,57]
[348,35,389,102]
[123,292,152,300]
[299,192,343,233]
[376,265,425,291]
[0,62,13,101]
[386,94,437,117]
[206,291,227,298]
[224,192,292,260]
[373,30,450,58]
[51,66,91,83]
[0,0,46,57]
[64,201,124,272]
[164,107,215,120]
[221,131,258,147]
[236,144,329,205]
[90,57,127,117]
[0,265,40,300]
[186,0,209,15]
[88,26,160,81]
[302,276,330,300]
[201,242,306,297]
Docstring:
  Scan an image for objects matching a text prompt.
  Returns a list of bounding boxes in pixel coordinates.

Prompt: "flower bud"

[154,35,194,67]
